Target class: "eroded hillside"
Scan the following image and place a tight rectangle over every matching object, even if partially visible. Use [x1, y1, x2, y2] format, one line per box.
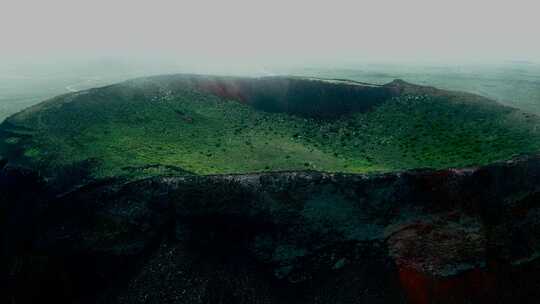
[3, 155, 540, 303]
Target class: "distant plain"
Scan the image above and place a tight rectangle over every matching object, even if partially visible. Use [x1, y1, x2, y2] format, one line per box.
[2, 61, 539, 123]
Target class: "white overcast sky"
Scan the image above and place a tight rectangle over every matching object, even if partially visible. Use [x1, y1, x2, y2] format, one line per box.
[1, 0, 539, 67]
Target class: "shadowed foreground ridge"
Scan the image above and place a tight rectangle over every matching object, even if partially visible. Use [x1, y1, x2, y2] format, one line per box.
[3, 154, 540, 303]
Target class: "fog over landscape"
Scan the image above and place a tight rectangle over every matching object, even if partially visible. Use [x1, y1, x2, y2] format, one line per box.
[2, 0, 540, 63]
[1, 0, 540, 121]
[4, 1, 540, 303]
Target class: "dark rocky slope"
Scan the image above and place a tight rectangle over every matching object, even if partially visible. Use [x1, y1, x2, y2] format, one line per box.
[193, 75, 398, 117]
[3, 154, 540, 303]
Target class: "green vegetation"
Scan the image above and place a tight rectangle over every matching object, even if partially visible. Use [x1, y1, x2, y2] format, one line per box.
[1, 76, 540, 187]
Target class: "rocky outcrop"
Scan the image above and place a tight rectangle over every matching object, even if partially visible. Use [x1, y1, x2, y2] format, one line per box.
[2, 155, 540, 303]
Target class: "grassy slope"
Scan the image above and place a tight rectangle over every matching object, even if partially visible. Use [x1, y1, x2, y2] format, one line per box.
[1, 77, 540, 185]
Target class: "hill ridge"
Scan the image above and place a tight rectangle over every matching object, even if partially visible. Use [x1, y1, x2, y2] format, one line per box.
[0, 74, 539, 190]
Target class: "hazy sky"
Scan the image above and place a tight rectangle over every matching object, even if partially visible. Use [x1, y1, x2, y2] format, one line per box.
[1, 0, 539, 67]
